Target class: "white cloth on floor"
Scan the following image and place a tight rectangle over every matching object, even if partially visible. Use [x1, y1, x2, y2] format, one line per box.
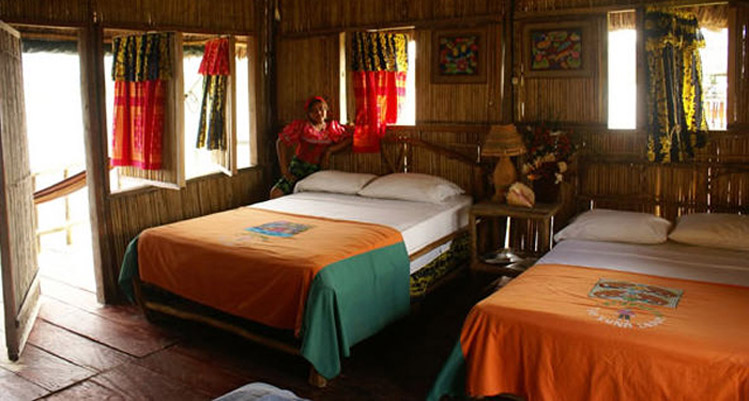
[213, 382, 309, 401]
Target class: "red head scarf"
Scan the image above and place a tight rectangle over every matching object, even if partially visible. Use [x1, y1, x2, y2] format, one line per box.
[304, 96, 327, 112]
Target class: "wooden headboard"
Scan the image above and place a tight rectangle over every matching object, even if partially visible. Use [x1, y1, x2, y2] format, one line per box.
[327, 124, 491, 200]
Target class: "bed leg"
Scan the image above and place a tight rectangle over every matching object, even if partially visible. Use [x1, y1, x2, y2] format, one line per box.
[132, 277, 160, 323]
[308, 366, 328, 388]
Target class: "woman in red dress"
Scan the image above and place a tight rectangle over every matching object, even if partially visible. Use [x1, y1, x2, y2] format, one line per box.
[270, 97, 352, 199]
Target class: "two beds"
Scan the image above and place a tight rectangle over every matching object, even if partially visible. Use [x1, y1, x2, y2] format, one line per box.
[119, 187, 472, 383]
[429, 219, 749, 400]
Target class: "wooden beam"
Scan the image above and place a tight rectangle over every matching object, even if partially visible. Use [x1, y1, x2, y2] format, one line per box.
[78, 23, 117, 303]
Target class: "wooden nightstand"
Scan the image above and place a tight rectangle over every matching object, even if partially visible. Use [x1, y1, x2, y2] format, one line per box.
[469, 201, 561, 276]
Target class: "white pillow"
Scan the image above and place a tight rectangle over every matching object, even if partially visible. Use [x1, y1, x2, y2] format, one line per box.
[668, 213, 749, 251]
[293, 170, 377, 195]
[554, 209, 672, 244]
[357, 173, 465, 203]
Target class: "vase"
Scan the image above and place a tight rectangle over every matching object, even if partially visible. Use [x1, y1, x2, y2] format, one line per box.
[533, 177, 559, 203]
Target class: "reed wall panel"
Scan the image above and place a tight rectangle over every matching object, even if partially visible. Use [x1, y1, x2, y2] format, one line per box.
[415, 24, 503, 123]
[0, 0, 88, 26]
[279, 0, 506, 35]
[94, 0, 256, 33]
[107, 168, 266, 279]
[328, 150, 391, 176]
[514, 0, 718, 15]
[514, 15, 606, 124]
[276, 34, 341, 124]
[576, 126, 749, 219]
[1, 0, 256, 32]
[520, 78, 604, 123]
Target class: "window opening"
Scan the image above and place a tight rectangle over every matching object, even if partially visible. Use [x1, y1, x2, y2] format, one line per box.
[396, 39, 416, 125]
[607, 11, 637, 130]
[699, 27, 728, 131]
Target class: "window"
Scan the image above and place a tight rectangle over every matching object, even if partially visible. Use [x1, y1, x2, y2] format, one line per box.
[183, 45, 221, 179]
[607, 9, 728, 131]
[699, 27, 728, 131]
[235, 40, 252, 169]
[183, 36, 253, 179]
[396, 39, 416, 125]
[104, 31, 256, 193]
[342, 31, 416, 126]
[608, 11, 637, 130]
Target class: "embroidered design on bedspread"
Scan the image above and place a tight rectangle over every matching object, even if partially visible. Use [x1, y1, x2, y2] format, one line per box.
[245, 221, 313, 237]
[587, 279, 683, 329]
[590, 279, 683, 308]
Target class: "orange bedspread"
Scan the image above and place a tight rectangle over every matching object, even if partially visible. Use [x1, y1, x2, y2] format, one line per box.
[138, 207, 403, 334]
[461, 264, 749, 401]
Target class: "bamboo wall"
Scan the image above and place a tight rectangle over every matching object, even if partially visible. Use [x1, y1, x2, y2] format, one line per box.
[279, 0, 507, 35]
[414, 25, 505, 122]
[276, 34, 342, 123]
[0, 0, 257, 32]
[0, 0, 88, 26]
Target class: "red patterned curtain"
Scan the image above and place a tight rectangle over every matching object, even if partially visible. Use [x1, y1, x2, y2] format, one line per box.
[350, 32, 408, 153]
[196, 37, 231, 150]
[110, 32, 172, 170]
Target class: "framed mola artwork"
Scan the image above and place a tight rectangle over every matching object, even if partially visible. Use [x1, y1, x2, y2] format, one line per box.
[523, 20, 593, 77]
[431, 28, 487, 84]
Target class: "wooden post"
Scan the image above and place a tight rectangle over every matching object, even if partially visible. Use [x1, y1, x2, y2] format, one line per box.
[79, 22, 117, 303]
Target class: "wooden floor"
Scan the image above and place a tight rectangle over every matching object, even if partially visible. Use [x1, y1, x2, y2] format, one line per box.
[1, 269, 502, 401]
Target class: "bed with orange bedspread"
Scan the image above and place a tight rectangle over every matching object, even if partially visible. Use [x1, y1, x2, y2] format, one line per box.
[429, 240, 749, 401]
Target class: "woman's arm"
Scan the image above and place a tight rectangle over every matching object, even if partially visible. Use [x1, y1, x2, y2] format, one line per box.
[276, 138, 294, 180]
[321, 137, 352, 169]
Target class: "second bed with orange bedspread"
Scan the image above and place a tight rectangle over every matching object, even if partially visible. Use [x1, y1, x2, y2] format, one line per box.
[429, 262, 749, 401]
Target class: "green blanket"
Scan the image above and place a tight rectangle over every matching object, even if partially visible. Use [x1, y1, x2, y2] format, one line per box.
[118, 236, 410, 380]
[427, 341, 467, 401]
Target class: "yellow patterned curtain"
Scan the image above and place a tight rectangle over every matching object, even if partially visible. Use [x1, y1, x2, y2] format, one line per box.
[644, 7, 707, 163]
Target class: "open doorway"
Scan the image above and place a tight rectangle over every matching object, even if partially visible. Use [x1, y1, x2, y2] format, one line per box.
[21, 29, 95, 293]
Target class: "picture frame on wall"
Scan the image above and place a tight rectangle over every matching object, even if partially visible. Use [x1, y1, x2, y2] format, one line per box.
[523, 20, 594, 77]
[431, 28, 487, 84]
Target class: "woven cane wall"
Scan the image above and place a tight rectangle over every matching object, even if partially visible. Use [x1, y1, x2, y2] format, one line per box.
[0, 0, 257, 32]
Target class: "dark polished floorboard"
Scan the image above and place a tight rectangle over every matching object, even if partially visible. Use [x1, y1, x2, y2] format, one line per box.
[0, 271, 505, 401]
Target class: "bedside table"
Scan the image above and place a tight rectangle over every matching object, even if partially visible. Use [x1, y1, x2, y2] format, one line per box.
[469, 201, 561, 276]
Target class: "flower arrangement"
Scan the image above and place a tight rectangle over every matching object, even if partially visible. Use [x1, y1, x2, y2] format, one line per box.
[520, 123, 575, 185]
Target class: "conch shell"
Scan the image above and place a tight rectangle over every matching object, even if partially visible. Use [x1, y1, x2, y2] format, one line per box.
[506, 182, 535, 208]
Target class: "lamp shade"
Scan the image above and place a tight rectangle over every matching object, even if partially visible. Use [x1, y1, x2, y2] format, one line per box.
[481, 124, 526, 157]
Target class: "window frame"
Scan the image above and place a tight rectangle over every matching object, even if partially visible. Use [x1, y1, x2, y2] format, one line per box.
[102, 29, 259, 195]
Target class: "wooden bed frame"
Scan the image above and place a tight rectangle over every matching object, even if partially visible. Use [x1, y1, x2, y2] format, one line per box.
[130, 131, 488, 387]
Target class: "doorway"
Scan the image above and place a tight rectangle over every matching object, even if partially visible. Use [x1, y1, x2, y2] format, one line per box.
[21, 32, 95, 293]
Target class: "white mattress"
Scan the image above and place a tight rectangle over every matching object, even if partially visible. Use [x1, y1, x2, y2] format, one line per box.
[537, 239, 749, 287]
[251, 192, 472, 272]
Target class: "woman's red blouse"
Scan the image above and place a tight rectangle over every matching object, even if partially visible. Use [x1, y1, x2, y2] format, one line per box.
[278, 120, 348, 164]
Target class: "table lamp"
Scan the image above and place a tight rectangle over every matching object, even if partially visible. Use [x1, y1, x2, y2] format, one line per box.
[481, 124, 526, 202]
